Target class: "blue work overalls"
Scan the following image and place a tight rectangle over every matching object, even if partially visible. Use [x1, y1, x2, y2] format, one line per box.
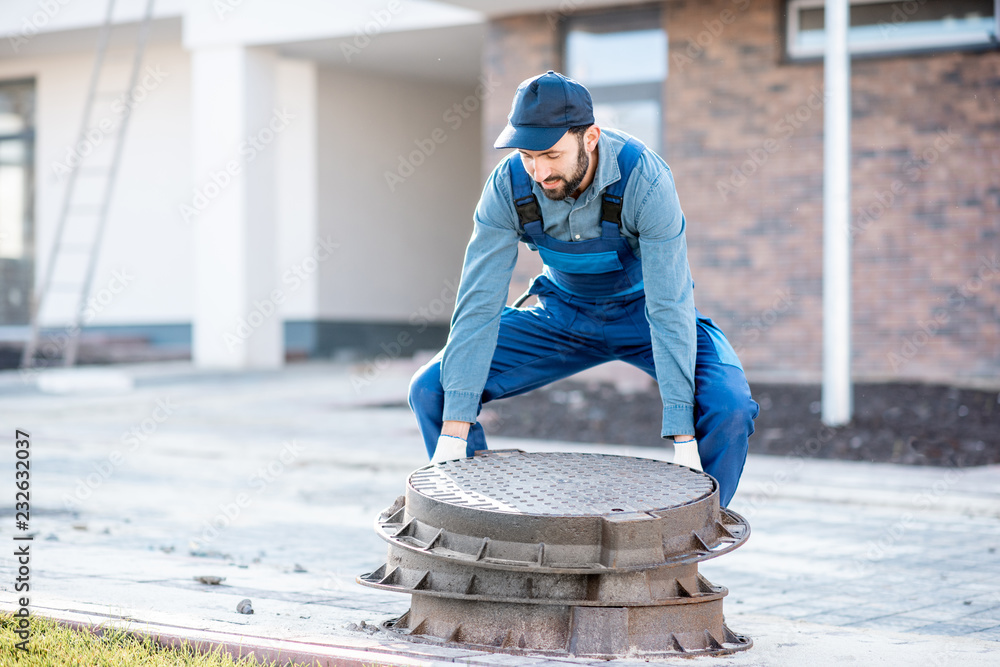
[409, 138, 758, 507]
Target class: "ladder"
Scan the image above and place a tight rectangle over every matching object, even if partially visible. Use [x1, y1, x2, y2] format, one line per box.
[21, 0, 156, 369]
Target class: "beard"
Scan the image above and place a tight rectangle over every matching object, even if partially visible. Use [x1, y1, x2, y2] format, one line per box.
[539, 137, 589, 201]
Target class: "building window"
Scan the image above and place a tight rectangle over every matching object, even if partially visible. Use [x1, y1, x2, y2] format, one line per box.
[787, 0, 998, 59]
[0, 79, 35, 326]
[563, 7, 667, 154]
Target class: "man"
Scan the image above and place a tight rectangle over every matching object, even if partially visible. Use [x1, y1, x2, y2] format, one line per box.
[408, 71, 758, 507]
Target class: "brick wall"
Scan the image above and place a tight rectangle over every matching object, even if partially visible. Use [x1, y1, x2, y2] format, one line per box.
[482, 0, 1000, 385]
[482, 14, 559, 302]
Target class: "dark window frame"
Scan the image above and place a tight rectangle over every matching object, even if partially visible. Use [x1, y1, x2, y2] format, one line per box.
[558, 3, 667, 155]
[0, 78, 37, 326]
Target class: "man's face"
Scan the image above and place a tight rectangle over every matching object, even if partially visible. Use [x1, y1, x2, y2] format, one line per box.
[518, 131, 589, 201]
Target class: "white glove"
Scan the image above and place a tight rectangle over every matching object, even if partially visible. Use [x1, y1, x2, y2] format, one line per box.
[430, 434, 468, 464]
[672, 438, 703, 471]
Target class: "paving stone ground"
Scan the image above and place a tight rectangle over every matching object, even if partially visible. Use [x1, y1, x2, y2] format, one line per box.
[0, 360, 998, 666]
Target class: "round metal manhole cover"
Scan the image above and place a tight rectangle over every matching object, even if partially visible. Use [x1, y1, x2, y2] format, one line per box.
[409, 451, 714, 516]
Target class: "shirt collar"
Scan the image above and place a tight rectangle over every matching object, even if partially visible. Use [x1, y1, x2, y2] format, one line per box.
[578, 130, 621, 207]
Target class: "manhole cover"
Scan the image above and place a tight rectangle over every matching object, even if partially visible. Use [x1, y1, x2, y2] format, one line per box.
[358, 450, 752, 658]
[409, 451, 715, 515]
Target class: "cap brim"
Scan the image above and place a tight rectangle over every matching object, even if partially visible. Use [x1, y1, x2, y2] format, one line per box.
[493, 124, 569, 151]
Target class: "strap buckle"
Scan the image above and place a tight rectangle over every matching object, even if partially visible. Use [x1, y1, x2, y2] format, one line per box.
[601, 194, 624, 226]
[514, 195, 542, 228]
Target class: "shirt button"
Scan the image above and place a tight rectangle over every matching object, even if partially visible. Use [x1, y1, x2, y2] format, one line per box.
[574, 234, 581, 240]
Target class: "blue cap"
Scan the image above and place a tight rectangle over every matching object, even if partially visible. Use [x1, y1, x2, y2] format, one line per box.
[494, 71, 595, 151]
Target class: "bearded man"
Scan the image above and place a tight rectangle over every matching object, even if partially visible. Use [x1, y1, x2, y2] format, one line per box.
[407, 71, 758, 507]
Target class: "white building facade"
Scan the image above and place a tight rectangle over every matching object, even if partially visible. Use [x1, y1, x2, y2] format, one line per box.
[2, 0, 997, 385]
[0, 0, 504, 368]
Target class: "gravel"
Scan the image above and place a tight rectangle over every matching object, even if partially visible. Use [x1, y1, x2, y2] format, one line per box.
[483, 381, 1000, 467]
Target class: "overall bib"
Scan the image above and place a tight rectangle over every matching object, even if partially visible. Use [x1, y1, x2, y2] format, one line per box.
[409, 139, 758, 507]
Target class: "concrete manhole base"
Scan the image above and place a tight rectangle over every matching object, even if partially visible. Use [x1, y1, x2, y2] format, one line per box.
[358, 450, 752, 659]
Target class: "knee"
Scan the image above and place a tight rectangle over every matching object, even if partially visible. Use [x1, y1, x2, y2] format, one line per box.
[699, 380, 758, 433]
[407, 361, 443, 412]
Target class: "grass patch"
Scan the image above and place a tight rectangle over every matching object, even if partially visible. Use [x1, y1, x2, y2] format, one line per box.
[0, 613, 312, 666]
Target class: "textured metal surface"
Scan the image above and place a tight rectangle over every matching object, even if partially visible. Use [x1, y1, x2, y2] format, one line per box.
[375, 504, 749, 572]
[357, 450, 752, 658]
[359, 546, 727, 606]
[410, 451, 714, 515]
[381, 596, 752, 659]
[380, 451, 747, 571]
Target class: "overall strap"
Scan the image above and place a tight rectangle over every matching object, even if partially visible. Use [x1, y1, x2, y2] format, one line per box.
[600, 137, 646, 227]
[508, 157, 542, 231]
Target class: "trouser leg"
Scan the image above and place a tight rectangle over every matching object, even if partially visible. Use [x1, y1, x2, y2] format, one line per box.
[691, 315, 759, 507]
[408, 293, 607, 460]
[408, 358, 449, 458]
[614, 307, 758, 508]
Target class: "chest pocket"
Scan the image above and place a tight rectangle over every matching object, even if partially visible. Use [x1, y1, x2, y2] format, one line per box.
[537, 246, 624, 274]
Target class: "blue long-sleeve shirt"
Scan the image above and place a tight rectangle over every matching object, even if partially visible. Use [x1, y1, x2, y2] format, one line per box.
[440, 128, 697, 437]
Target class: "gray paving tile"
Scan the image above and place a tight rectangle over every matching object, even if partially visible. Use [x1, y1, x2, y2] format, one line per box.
[5, 360, 1000, 665]
[967, 626, 1000, 642]
[961, 608, 1000, 624]
[848, 617, 934, 632]
[798, 612, 873, 626]
[882, 604, 959, 621]
[758, 604, 833, 619]
[908, 622, 996, 637]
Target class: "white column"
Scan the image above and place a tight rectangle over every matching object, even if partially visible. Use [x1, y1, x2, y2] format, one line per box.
[275, 59, 319, 323]
[190, 46, 283, 368]
[822, 0, 852, 425]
